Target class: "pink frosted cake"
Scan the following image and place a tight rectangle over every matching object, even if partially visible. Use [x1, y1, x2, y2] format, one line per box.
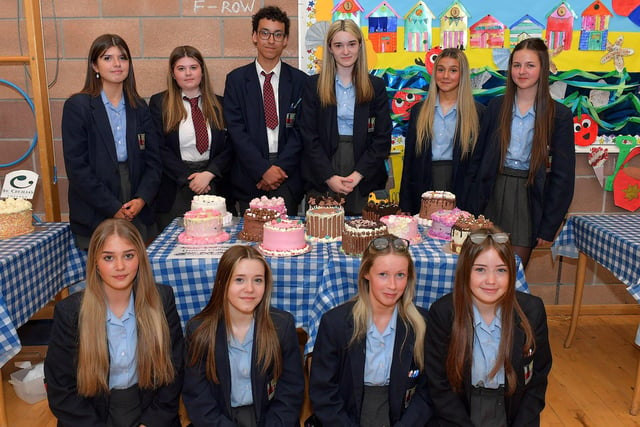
[418, 191, 456, 226]
[259, 219, 311, 256]
[0, 198, 33, 239]
[191, 195, 232, 226]
[178, 208, 230, 244]
[250, 196, 287, 218]
[427, 208, 471, 241]
[380, 215, 421, 244]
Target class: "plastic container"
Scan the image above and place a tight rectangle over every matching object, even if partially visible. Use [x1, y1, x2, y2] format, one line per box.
[9, 364, 47, 404]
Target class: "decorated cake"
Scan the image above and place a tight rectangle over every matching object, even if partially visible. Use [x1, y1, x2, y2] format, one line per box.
[306, 206, 344, 242]
[191, 195, 232, 226]
[418, 191, 456, 226]
[249, 196, 287, 218]
[0, 198, 34, 239]
[379, 214, 421, 244]
[238, 208, 280, 242]
[178, 208, 230, 245]
[450, 215, 494, 254]
[341, 219, 388, 256]
[259, 219, 311, 256]
[362, 201, 401, 222]
[428, 208, 471, 241]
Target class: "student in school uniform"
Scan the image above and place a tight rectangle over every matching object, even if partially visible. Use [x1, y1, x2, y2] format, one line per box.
[182, 245, 304, 426]
[223, 6, 307, 216]
[149, 45, 233, 231]
[309, 235, 432, 426]
[44, 219, 184, 427]
[425, 227, 552, 426]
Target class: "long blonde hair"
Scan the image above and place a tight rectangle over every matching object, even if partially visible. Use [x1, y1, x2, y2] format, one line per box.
[414, 48, 479, 158]
[317, 19, 374, 107]
[187, 245, 282, 383]
[162, 45, 224, 133]
[77, 219, 175, 396]
[350, 235, 426, 370]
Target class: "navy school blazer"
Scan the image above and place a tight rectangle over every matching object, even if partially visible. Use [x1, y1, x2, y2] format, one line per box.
[309, 301, 433, 426]
[425, 292, 552, 427]
[44, 284, 185, 427]
[299, 74, 392, 197]
[182, 308, 304, 427]
[223, 61, 308, 203]
[148, 91, 233, 213]
[61, 93, 162, 238]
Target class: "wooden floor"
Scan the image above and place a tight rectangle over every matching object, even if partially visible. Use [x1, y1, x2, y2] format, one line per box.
[3, 313, 640, 426]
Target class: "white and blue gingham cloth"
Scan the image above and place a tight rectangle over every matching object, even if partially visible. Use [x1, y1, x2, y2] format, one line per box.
[0, 223, 86, 366]
[552, 214, 640, 301]
[149, 219, 528, 354]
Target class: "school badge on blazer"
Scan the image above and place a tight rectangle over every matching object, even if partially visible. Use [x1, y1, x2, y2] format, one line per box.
[137, 133, 146, 150]
[404, 369, 419, 408]
[267, 378, 277, 400]
[367, 117, 376, 133]
[523, 347, 535, 386]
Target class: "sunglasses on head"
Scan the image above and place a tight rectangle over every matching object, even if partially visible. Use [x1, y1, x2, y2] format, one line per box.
[368, 236, 410, 251]
[468, 231, 510, 244]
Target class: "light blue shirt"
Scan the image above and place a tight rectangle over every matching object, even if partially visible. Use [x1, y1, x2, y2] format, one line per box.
[471, 304, 505, 389]
[229, 320, 255, 407]
[107, 292, 138, 389]
[432, 97, 457, 161]
[101, 90, 127, 162]
[336, 78, 355, 136]
[364, 305, 398, 386]
[504, 101, 535, 170]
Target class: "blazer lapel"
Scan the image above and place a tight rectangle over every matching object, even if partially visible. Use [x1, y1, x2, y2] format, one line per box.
[245, 65, 269, 153]
[348, 317, 365, 418]
[215, 324, 234, 416]
[389, 316, 412, 420]
[125, 102, 138, 167]
[91, 96, 118, 165]
[251, 324, 266, 421]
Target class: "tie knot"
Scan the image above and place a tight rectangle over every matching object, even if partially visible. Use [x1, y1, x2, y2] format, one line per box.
[261, 71, 273, 82]
[184, 96, 200, 107]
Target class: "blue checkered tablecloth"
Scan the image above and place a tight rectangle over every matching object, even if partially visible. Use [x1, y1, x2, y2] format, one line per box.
[149, 219, 528, 354]
[0, 223, 86, 366]
[552, 214, 640, 301]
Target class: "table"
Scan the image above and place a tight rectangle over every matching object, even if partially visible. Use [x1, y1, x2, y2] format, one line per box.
[149, 219, 529, 353]
[552, 214, 640, 348]
[0, 223, 86, 366]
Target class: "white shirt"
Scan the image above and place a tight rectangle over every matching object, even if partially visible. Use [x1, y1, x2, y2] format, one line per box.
[179, 92, 211, 162]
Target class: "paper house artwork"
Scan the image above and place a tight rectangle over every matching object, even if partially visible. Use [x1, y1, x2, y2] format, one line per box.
[367, 1, 400, 53]
[439, 1, 470, 49]
[579, 0, 613, 50]
[546, 1, 578, 50]
[469, 14, 506, 48]
[404, 1, 436, 52]
[331, 0, 365, 26]
[509, 14, 545, 48]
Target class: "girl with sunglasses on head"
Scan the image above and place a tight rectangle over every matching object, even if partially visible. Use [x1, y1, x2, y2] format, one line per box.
[309, 235, 432, 426]
[464, 38, 575, 268]
[399, 48, 483, 215]
[425, 227, 551, 426]
[182, 245, 304, 426]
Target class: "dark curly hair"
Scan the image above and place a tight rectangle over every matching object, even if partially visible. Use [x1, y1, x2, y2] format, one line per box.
[252, 5, 290, 36]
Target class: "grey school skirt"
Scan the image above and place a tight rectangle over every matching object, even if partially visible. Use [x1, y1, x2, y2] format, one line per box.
[431, 160, 453, 192]
[484, 167, 532, 247]
[360, 385, 391, 427]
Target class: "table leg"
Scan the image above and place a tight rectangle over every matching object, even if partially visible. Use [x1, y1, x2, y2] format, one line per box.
[631, 353, 640, 415]
[0, 370, 7, 427]
[564, 251, 587, 348]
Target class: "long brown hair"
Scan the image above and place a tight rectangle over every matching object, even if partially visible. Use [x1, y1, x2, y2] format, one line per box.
[414, 48, 479, 158]
[187, 245, 282, 383]
[497, 38, 554, 184]
[77, 219, 175, 396]
[446, 226, 535, 395]
[162, 45, 225, 133]
[317, 19, 374, 107]
[350, 234, 426, 370]
[79, 34, 142, 108]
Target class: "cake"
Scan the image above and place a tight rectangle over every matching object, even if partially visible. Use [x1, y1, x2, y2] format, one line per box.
[191, 195, 232, 226]
[362, 201, 401, 222]
[249, 196, 287, 218]
[305, 206, 344, 242]
[178, 208, 230, 245]
[450, 215, 494, 254]
[238, 208, 280, 242]
[341, 219, 388, 256]
[427, 208, 471, 241]
[418, 191, 456, 226]
[379, 215, 421, 244]
[259, 219, 311, 256]
[0, 198, 34, 239]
